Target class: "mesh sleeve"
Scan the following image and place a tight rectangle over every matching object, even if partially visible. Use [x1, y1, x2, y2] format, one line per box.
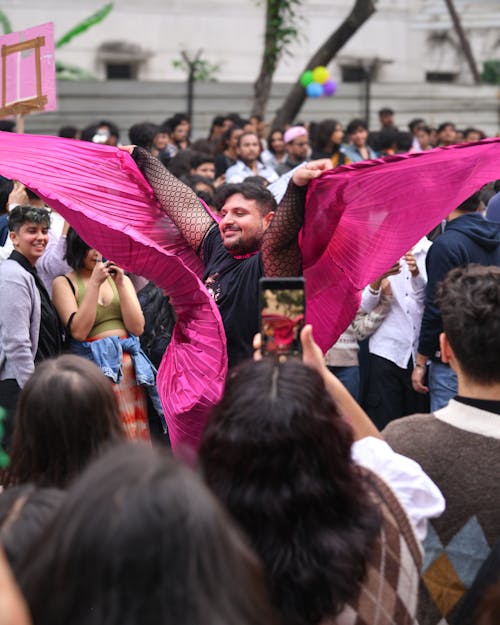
[261, 181, 307, 277]
[132, 147, 213, 252]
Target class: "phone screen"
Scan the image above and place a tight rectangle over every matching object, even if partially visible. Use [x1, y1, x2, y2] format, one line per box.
[260, 278, 305, 361]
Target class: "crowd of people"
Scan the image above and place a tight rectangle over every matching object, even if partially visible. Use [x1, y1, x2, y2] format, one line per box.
[0, 105, 499, 625]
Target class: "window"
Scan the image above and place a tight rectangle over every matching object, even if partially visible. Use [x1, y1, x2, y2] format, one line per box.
[105, 63, 134, 80]
[98, 41, 151, 81]
[426, 71, 457, 83]
[341, 65, 367, 83]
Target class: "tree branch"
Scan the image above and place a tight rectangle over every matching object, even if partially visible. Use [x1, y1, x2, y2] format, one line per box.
[272, 0, 376, 128]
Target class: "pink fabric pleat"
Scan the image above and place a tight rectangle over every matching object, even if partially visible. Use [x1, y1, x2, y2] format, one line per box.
[0, 131, 227, 456]
[2, 132, 500, 448]
[303, 138, 500, 351]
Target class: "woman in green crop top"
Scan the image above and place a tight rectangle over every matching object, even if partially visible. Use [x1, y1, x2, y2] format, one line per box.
[52, 229, 149, 440]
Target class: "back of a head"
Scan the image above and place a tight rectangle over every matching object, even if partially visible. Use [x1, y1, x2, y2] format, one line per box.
[0, 177, 14, 213]
[17, 442, 277, 625]
[200, 358, 381, 625]
[456, 191, 482, 213]
[4, 355, 123, 489]
[128, 122, 159, 150]
[313, 118, 340, 152]
[0, 485, 64, 568]
[58, 126, 79, 139]
[436, 265, 500, 384]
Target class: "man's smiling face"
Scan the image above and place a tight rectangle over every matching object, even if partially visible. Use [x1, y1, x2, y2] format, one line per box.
[218, 193, 274, 255]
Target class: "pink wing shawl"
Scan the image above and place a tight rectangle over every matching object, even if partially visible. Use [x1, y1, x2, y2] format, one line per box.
[0, 131, 227, 456]
[303, 138, 500, 351]
[2, 131, 500, 450]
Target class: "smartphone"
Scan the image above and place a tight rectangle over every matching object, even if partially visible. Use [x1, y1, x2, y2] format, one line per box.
[259, 277, 305, 361]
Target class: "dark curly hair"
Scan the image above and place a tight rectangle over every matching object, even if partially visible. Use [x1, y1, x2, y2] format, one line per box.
[435, 264, 500, 384]
[199, 358, 381, 625]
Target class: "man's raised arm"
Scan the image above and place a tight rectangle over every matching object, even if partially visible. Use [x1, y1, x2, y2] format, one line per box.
[261, 160, 332, 276]
[129, 146, 214, 253]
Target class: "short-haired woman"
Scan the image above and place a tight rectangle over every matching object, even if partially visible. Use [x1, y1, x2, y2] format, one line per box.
[0, 206, 63, 442]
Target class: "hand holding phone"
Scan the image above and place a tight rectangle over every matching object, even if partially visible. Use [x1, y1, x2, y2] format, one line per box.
[259, 277, 305, 362]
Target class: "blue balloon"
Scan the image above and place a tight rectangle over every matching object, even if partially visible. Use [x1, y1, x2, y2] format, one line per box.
[306, 82, 323, 98]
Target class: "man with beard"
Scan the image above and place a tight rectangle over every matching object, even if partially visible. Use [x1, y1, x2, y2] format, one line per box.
[225, 131, 278, 184]
[128, 146, 330, 367]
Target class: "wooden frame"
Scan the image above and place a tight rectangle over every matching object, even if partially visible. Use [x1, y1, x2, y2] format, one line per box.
[0, 36, 47, 117]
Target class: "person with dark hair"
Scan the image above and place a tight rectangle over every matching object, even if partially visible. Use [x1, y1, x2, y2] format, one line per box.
[412, 190, 500, 410]
[163, 113, 190, 151]
[0, 206, 63, 441]
[207, 114, 232, 149]
[57, 125, 80, 140]
[310, 118, 349, 166]
[377, 127, 399, 156]
[463, 127, 485, 143]
[0, 178, 17, 248]
[124, 143, 331, 366]
[214, 125, 243, 178]
[51, 228, 159, 440]
[362, 238, 432, 428]
[344, 118, 377, 162]
[150, 125, 176, 160]
[81, 120, 120, 146]
[436, 121, 457, 147]
[164, 149, 193, 181]
[0, 485, 64, 567]
[412, 125, 433, 152]
[378, 106, 395, 129]
[408, 118, 425, 152]
[385, 264, 500, 625]
[200, 325, 443, 625]
[225, 131, 278, 184]
[261, 128, 287, 170]
[2, 354, 124, 489]
[17, 442, 279, 625]
[0, 121, 15, 133]
[128, 122, 159, 152]
[189, 153, 216, 180]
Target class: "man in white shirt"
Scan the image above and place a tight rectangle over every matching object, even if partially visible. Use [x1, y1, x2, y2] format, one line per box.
[361, 237, 432, 428]
[225, 132, 279, 185]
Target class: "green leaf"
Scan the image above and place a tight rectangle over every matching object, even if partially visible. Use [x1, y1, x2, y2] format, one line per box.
[0, 9, 13, 34]
[482, 60, 500, 85]
[56, 2, 113, 48]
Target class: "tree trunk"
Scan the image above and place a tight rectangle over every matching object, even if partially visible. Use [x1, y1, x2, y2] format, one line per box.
[251, 1, 284, 118]
[252, 71, 274, 119]
[272, 0, 376, 129]
[443, 0, 481, 84]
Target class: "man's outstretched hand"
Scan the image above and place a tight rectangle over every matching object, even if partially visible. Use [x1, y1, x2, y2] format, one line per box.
[292, 159, 333, 187]
[118, 145, 135, 155]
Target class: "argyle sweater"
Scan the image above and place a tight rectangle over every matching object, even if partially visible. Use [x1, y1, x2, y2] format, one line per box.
[383, 400, 500, 625]
[335, 469, 423, 625]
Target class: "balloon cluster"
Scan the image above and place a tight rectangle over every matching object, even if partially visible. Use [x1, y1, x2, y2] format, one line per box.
[300, 66, 337, 98]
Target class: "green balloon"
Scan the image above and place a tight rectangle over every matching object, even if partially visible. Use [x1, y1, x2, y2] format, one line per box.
[300, 70, 314, 88]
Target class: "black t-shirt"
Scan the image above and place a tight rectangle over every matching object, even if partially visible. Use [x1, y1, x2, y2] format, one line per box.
[202, 225, 263, 368]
